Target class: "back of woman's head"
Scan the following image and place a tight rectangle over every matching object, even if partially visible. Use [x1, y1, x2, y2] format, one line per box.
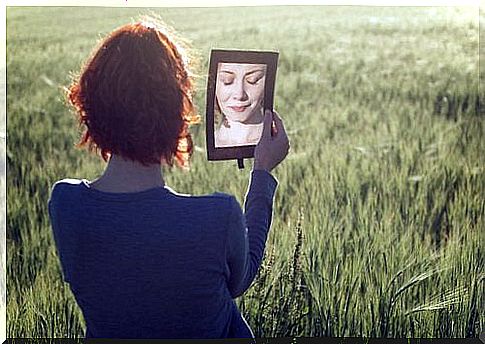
[68, 17, 200, 169]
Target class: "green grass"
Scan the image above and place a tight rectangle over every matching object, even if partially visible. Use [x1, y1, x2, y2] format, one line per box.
[6, 5, 484, 338]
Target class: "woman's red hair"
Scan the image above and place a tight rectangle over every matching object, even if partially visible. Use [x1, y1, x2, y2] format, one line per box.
[67, 18, 200, 169]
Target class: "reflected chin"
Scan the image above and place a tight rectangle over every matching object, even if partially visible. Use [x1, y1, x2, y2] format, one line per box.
[224, 107, 262, 124]
[224, 110, 250, 123]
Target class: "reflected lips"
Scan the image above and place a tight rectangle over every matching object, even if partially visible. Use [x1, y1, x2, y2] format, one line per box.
[228, 105, 248, 112]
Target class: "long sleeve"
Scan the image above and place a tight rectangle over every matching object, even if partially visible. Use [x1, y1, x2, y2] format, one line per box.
[48, 184, 72, 283]
[226, 169, 278, 298]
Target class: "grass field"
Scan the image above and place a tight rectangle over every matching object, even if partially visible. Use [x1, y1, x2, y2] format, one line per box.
[6, 5, 484, 338]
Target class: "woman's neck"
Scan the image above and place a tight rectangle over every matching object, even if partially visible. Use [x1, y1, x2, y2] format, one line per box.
[226, 119, 263, 128]
[219, 119, 263, 146]
[89, 154, 165, 193]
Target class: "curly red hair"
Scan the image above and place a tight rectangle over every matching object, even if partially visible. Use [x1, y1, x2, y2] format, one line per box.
[67, 18, 200, 169]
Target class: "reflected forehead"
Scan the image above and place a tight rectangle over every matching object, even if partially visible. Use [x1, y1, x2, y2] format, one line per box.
[218, 63, 267, 74]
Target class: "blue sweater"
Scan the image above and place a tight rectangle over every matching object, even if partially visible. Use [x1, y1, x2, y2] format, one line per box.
[48, 169, 278, 339]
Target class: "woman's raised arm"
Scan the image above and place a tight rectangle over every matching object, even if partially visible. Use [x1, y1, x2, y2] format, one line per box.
[226, 110, 289, 298]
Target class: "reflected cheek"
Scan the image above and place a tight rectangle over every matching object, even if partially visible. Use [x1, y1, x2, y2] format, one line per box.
[248, 89, 264, 106]
[216, 85, 232, 103]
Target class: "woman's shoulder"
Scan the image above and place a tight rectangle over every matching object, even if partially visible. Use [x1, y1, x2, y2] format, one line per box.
[49, 178, 86, 203]
[172, 190, 240, 214]
[53, 178, 85, 186]
[177, 190, 237, 206]
[51, 178, 85, 192]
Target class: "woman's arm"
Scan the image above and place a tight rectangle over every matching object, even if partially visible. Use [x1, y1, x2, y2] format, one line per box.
[225, 169, 278, 298]
[225, 110, 288, 298]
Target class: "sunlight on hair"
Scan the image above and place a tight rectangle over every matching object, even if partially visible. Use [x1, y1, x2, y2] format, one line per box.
[138, 14, 193, 71]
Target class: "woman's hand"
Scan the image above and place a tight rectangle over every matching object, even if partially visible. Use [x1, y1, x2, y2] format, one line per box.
[254, 109, 290, 172]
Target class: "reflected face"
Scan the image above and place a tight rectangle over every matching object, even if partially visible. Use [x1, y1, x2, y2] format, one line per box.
[215, 63, 266, 124]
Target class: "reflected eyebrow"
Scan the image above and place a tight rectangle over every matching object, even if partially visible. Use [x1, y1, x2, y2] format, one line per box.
[218, 69, 266, 76]
[219, 70, 235, 75]
[244, 69, 266, 76]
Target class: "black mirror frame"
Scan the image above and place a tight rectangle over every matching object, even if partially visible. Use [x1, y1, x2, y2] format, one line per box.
[206, 49, 279, 161]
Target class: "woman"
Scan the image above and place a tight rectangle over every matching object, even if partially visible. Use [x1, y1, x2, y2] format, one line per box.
[214, 62, 267, 147]
[47, 18, 289, 339]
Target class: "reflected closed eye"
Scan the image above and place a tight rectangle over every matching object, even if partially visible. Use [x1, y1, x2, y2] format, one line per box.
[221, 78, 234, 85]
[246, 75, 264, 85]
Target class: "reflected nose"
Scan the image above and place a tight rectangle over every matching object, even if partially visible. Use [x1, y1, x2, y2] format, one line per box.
[232, 79, 249, 101]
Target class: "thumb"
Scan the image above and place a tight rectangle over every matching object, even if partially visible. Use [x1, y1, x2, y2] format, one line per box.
[261, 109, 273, 140]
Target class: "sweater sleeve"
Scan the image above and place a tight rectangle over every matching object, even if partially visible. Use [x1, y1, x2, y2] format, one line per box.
[48, 183, 71, 283]
[48, 181, 78, 284]
[226, 169, 278, 298]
